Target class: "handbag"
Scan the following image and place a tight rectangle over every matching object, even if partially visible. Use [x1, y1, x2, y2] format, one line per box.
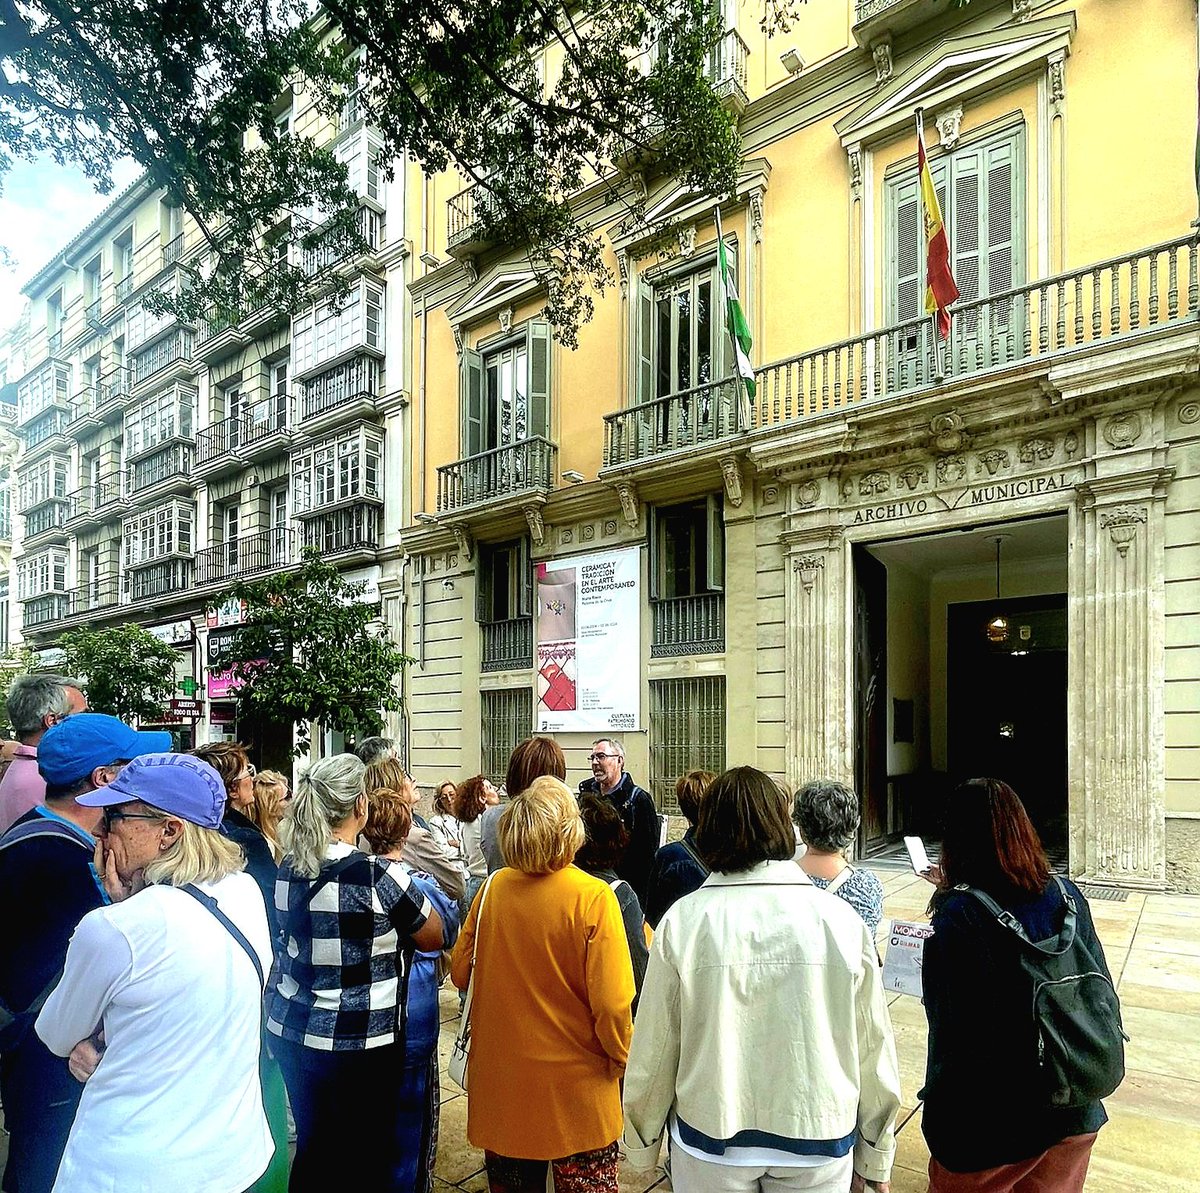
[448, 872, 496, 1091]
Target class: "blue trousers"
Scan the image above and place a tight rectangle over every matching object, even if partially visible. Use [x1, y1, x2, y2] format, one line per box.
[273, 1036, 428, 1193]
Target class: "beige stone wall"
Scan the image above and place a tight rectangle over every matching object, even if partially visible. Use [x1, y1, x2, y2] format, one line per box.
[1166, 819, 1200, 894]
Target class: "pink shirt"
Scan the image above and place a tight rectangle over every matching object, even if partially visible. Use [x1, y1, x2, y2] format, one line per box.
[0, 744, 45, 834]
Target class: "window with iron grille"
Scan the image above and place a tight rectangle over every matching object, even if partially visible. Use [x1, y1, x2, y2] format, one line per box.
[649, 676, 726, 814]
[481, 687, 532, 785]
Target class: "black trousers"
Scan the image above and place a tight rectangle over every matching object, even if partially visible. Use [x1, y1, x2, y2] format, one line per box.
[0, 1038, 81, 1193]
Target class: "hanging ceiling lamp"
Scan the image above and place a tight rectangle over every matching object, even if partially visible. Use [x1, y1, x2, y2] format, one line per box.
[986, 535, 1009, 643]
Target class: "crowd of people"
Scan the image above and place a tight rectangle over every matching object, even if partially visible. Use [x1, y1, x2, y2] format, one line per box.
[0, 674, 1122, 1193]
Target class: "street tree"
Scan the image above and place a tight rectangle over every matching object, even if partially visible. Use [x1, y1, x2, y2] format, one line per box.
[58, 624, 178, 724]
[215, 550, 410, 754]
[0, 0, 759, 342]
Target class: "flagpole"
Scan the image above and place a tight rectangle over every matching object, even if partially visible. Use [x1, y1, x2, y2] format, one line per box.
[714, 204, 754, 431]
[916, 107, 947, 382]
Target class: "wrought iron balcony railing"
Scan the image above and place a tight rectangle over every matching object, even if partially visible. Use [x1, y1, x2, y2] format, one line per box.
[301, 206, 384, 276]
[301, 355, 380, 421]
[481, 617, 534, 672]
[129, 330, 195, 387]
[437, 437, 557, 512]
[300, 504, 380, 555]
[651, 593, 725, 657]
[196, 399, 288, 465]
[125, 559, 192, 602]
[195, 528, 294, 585]
[161, 232, 185, 267]
[70, 577, 122, 615]
[68, 481, 127, 520]
[604, 235, 1200, 468]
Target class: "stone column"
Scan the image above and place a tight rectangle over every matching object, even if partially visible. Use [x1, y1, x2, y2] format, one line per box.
[1070, 423, 1171, 886]
[783, 529, 852, 787]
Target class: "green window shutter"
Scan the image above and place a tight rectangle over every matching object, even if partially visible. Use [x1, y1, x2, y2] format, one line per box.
[526, 320, 552, 440]
[637, 278, 654, 404]
[516, 536, 533, 617]
[890, 176, 921, 326]
[705, 493, 724, 592]
[647, 504, 662, 600]
[950, 147, 982, 309]
[461, 348, 483, 456]
[476, 544, 493, 623]
[984, 135, 1019, 296]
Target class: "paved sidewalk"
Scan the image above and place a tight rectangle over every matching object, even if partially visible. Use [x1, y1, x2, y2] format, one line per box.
[431, 869, 1200, 1193]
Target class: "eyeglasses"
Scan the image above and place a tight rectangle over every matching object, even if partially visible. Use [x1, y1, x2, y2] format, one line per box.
[588, 753, 620, 763]
[102, 807, 163, 831]
[237, 764, 257, 782]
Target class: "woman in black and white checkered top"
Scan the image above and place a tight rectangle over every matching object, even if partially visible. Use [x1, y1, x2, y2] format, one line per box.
[266, 754, 444, 1191]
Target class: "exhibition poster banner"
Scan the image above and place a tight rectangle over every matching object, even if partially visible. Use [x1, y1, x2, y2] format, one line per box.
[535, 546, 640, 734]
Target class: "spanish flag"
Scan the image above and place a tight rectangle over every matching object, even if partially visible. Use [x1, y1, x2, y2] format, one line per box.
[917, 110, 959, 338]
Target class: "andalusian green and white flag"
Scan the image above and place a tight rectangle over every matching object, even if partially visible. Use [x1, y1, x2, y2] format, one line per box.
[714, 207, 755, 421]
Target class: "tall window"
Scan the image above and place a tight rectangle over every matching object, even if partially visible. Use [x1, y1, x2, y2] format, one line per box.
[481, 688, 533, 783]
[649, 676, 726, 814]
[477, 538, 532, 624]
[291, 425, 383, 514]
[113, 228, 134, 290]
[460, 323, 551, 457]
[887, 126, 1023, 352]
[649, 496, 724, 599]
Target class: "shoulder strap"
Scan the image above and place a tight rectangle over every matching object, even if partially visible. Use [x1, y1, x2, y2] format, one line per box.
[679, 836, 710, 877]
[825, 865, 855, 895]
[302, 852, 364, 908]
[954, 879, 1077, 956]
[0, 819, 89, 853]
[180, 884, 265, 988]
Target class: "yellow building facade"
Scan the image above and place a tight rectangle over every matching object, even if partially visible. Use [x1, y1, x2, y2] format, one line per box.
[400, 0, 1200, 890]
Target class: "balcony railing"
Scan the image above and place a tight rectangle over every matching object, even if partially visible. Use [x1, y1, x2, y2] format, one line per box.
[437, 437, 557, 512]
[85, 298, 104, 329]
[68, 481, 127, 520]
[481, 617, 534, 672]
[70, 577, 122, 615]
[126, 559, 192, 602]
[196, 398, 288, 465]
[23, 502, 69, 538]
[24, 410, 71, 449]
[704, 29, 749, 104]
[99, 366, 129, 408]
[129, 443, 193, 494]
[162, 232, 185, 267]
[301, 355, 380, 420]
[447, 183, 500, 250]
[195, 527, 294, 585]
[604, 379, 739, 467]
[301, 206, 385, 275]
[604, 235, 1200, 468]
[651, 593, 726, 657]
[300, 504, 380, 555]
[21, 593, 70, 629]
[47, 329, 63, 354]
[130, 330, 195, 387]
[115, 275, 134, 303]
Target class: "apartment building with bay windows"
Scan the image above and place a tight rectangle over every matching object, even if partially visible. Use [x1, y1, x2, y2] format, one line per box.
[400, 0, 1200, 891]
[9, 66, 411, 761]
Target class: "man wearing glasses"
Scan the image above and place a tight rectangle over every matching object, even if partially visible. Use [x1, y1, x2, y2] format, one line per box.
[0, 713, 169, 1193]
[578, 738, 659, 906]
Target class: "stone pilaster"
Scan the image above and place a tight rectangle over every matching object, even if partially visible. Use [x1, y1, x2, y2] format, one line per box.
[784, 531, 852, 787]
[1071, 463, 1170, 886]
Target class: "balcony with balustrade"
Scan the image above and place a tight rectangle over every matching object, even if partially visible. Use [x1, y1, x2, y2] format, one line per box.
[195, 527, 295, 586]
[704, 29, 749, 115]
[437, 437, 558, 516]
[481, 617, 534, 672]
[21, 593, 70, 630]
[301, 206, 385, 277]
[195, 397, 291, 479]
[299, 354, 380, 428]
[852, 0, 957, 51]
[298, 503, 380, 559]
[651, 592, 725, 657]
[127, 443, 194, 500]
[124, 559, 192, 603]
[602, 235, 1200, 474]
[447, 184, 501, 258]
[129, 329, 196, 393]
[65, 576, 123, 619]
[66, 481, 129, 529]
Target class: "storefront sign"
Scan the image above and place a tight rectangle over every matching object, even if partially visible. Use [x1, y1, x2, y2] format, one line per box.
[148, 619, 195, 646]
[534, 547, 640, 734]
[207, 669, 240, 699]
[851, 471, 1079, 525]
[165, 698, 204, 722]
[206, 597, 246, 628]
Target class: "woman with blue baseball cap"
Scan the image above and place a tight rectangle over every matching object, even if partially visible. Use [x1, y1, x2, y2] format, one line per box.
[35, 752, 279, 1193]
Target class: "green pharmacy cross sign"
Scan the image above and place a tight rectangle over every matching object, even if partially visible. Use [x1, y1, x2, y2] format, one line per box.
[178, 677, 200, 698]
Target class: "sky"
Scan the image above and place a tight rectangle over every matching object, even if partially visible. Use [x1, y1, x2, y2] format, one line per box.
[0, 154, 142, 330]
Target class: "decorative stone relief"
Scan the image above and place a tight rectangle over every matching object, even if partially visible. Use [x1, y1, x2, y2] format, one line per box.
[859, 470, 889, 497]
[749, 192, 765, 244]
[1047, 50, 1066, 116]
[615, 481, 640, 529]
[1064, 431, 1080, 457]
[930, 410, 970, 454]
[451, 325, 464, 359]
[602, 519, 618, 536]
[447, 553, 459, 571]
[1013, 0, 1034, 21]
[761, 484, 780, 506]
[896, 465, 927, 491]
[848, 147, 863, 203]
[677, 224, 697, 258]
[1018, 436, 1056, 463]
[560, 528, 574, 545]
[934, 105, 964, 151]
[720, 456, 745, 507]
[872, 40, 893, 85]
[1099, 507, 1147, 557]
[795, 480, 819, 508]
[936, 455, 967, 485]
[793, 554, 825, 593]
[616, 251, 629, 300]
[498, 306, 514, 336]
[451, 526, 474, 562]
[977, 450, 1010, 477]
[840, 477, 855, 501]
[523, 506, 545, 547]
[1178, 400, 1200, 425]
[580, 523, 596, 542]
[1104, 412, 1143, 450]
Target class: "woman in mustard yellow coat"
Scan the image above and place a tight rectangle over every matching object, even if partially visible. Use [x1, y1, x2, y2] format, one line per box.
[451, 775, 635, 1193]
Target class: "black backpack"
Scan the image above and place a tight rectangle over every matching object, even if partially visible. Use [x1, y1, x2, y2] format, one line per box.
[958, 876, 1128, 1108]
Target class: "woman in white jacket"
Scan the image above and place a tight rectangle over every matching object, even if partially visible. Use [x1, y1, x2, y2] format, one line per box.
[622, 766, 902, 1193]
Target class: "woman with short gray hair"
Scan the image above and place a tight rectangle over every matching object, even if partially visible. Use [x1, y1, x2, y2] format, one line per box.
[793, 779, 885, 936]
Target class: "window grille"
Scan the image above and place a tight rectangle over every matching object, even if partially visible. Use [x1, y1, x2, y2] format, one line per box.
[649, 676, 726, 814]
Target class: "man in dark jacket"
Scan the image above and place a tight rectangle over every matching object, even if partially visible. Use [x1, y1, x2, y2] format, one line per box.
[578, 737, 658, 905]
[0, 713, 169, 1193]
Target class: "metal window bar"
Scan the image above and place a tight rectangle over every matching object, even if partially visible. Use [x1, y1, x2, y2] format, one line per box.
[650, 593, 725, 657]
[481, 687, 533, 785]
[437, 438, 557, 512]
[481, 617, 534, 672]
[649, 676, 726, 815]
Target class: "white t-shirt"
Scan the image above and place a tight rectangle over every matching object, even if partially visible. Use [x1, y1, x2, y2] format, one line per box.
[36, 872, 274, 1193]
